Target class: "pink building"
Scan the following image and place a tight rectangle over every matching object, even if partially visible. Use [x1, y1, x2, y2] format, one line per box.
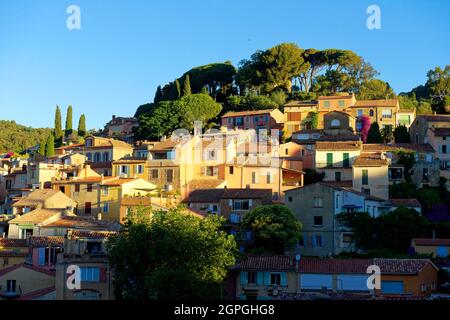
[221, 109, 284, 136]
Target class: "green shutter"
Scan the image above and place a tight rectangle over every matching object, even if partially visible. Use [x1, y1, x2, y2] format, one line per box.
[327, 153, 333, 167]
[343, 153, 349, 167]
[362, 169, 369, 185]
[240, 271, 248, 285]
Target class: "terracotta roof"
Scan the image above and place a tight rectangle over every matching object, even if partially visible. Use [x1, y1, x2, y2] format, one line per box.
[416, 114, 450, 122]
[12, 189, 60, 207]
[187, 179, 226, 190]
[373, 258, 437, 274]
[16, 286, 55, 300]
[353, 99, 398, 107]
[389, 198, 421, 208]
[52, 176, 102, 184]
[292, 129, 323, 135]
[29, 236, 64, 248]
[353, 153, 388, 166]
[318, 134, 360, 142]
[431, 128, 450, 137]
[9, 208, 65, 225]
[237, 142, 272, 154]
[284, 101, 318, 107]
[151, 138, 182, 152]
[234, 255, 297, 272]
[85, 136, 133, 149]
[69, 230, 117, 239]
[121, 197, 153, 206]
[228, 157, 281, 168]
[299, 258, 372, 274]
[316, 141, 361, 151]
[412, 238, 450, 246]
[184, 188, 272, 204]
[320, 181, 353, 188]
[222, 109, 276, 118]
[318, 94, 354, 100]
[42, 216, 114, 229]
[55, 143, 83, 150]
[101, 177, 137, 186]
[0, 239, 27, 248]
[0, 263, 56, 277]
[318, 181, 386, 201]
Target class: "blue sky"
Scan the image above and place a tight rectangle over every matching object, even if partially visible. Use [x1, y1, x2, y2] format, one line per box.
[0, 0, 448, 129]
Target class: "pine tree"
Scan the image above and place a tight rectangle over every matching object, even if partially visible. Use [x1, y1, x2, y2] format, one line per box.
[65, 105, 73, 137]
[78, 114, 87, 137]
[45, 134, 55, 157]
[366, 122, 383, 143]
[183, 75, 192, 96]
[154, 86, 163, 103]
[175, 79, 181, 98]
[54, 106, 63, 147]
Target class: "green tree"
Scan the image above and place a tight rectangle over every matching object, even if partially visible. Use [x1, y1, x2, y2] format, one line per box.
[38, 139, 46, 156]
[179, 94, 222, 129]
[427, 65, 450, 102]
[357, 79, 396, 100]
[389, 182, 418, 199]
[44, 134, 55, 157]
[303, 169, 325, 185]
[366, 122, 383, 143]
[54, 105, 63, 147]
[183, 75, 192, 96]
[381, 125, 394, 143]
[0, 120, 52, 154]
[416, 188, 441, 213]
[394, 125, 411, 143]
[107, 207, 237, 300]
[395, 149, 416, 181]
[65, 105, 73, 137]
[77, 114, 87, 137]
[154, 86, 163, 103]
[241, 205, 302, 254]
[175, 79, 181, 99]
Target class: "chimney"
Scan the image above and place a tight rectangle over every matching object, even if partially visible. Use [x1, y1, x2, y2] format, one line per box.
[112, 115, 116, 120]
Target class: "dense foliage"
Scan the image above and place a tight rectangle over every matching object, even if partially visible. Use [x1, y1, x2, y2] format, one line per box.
[0, 120, 52, 154]
[107, 207, 237, 300]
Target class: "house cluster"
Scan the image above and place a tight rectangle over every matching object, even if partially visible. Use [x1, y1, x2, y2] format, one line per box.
[0, 93, 449, 300]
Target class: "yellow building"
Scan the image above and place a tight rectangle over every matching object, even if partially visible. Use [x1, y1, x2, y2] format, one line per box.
[0, 239, 28, 270]
[352, 153, 389, 200]
[283, 101, 318, 136]
[350, 99, 399, 130]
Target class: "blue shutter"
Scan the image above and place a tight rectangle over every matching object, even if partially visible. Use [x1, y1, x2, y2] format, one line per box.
[239, 294, 246, 300]
[246, 231, 252, 240]
[264, 272, 271, 285]
[257, 272, 264, 285]
[38, 248, 46, 266]
[281, 272, 287, 286]
[240, 272, 248, 285]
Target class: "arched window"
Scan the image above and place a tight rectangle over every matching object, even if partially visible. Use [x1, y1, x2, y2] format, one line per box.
[330, 119, 341, 128]
[369, 109, 374, 117]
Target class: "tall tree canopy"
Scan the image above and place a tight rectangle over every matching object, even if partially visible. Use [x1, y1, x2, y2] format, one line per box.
[77, 114, 86, 137]
[107, 207, 237, 300]
[241, 204, 302, 254]
[179, 94, 222, 129]
[54, 106, 63, 147]
[394, 125, 411, 143]
[366, 122, 383, 143]
[183, 74, 192, 96]
[357, 79, 395, 100]
[44, 133, 55, 157]
[0, 120, 52, 154]
[65, 105, 73, 137]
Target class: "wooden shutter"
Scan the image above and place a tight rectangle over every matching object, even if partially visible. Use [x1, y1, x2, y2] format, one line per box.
[38, 248, 46, 266]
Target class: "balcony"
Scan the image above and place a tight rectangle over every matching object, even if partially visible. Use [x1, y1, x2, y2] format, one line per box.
[0, 286, 22, 299]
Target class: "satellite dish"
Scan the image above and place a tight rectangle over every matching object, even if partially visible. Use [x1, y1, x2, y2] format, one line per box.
[295, 254, 301, 262]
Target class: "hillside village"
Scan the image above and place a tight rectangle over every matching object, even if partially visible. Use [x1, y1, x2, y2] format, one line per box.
[0, 43, 449, 301]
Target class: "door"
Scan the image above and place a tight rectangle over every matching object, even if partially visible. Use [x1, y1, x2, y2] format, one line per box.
[335, 172, 341, 181]
[381, 281, 404, 294]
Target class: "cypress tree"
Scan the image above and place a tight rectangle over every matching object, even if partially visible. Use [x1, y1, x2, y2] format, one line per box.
[366, 122, 383, 143]
[45, 134, 55, 157]
[65, 105, 73, 137]
[175, 79, 181, 98]
[154, 86, 163, 103]
[78, 114, 87, 137]
[183, 75, 192, 96]
[54, 105, 63, 147]
[38, 139, 46, 156]
[201, 86, 209, 95]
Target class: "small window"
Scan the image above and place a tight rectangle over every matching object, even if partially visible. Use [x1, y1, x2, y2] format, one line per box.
[87, 184, 93, 193]
[136, 165, 144, 174]
[324, 101, 330, 108]
[166, 169, 173, 183]
[314, 235, 323, 247]
[270, 273, 281, 286]
[338, 100, 345, 107]
[252, 172, 259, 184]
[248, 272, 257, 285]
[314, 216, 323, 226]
[357, 109, 363, 117]
[314, 197, 323, 208]
[102, 187, 109, 196]
[103, 202, 109, 213]
[85, 202, 92, 214]
[369, 109, 374, 117]
[151, 169, 158, 179]
[362, 170, 369, 185]
[288, 197, 293, 202]
[229, 166, 234, 175]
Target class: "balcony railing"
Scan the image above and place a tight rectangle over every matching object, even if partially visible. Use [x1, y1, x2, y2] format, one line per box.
[315, 162, 351, 169]
[0, 286, 22, 299]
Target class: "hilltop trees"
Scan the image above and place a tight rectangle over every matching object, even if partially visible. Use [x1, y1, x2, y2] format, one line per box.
[183, 74, 191, 96]
[54, 106, 63, 147]
[65, 105, 73, 137]
[107, 207, 237, 300]
[78, 114, 87, 137]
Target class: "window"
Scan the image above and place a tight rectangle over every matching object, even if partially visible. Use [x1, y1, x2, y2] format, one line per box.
[442, 145, 447, 154]
[233, 200, 250, 211]
[285, 148, 289, 155]
[136, 165, 144, 174]
[227, 118, 232, 124]
[80, 267, 100, 282]
[102, 187, 109, 196]
[357, 109, 363, 117]
[288, 197, 293, 202]
[167, 150, 176, 160]
[252, 172, 259, 184]
[87, 184, 93, 192]
[120, 165, 129, 175]
[203, 166, 218, 177]
[205, 150, 216, 160]
[382, 109, 392, 118]
[166, 169, 173, 183]
[362, 170, 369, 185]
[229, 166, 234, 175]
[86, 241, 102, 253]
[423, 168, 429, 180]
[103, 202, 109, 213]
[270, 273, 281, 286]
[86, 153, 92, 161]
[102, 152, 109, 162]
[330, 119, 341, 128]
[335, 172, 341, 182]
[85, 202, 92, 214]
[59, 186, 66, 193]
[326, 153, 333, 167]
[314, 197, 323, 208]
[94, 153, 101, 163]
[85, 139, 93, 147]
[338, 100, 345, 107]
[6, 280, 16, 293]
[248, 272, 257, 285]
[266, 172, 274, 184]
[323, 101, 330, 108]
[314, 216, 323, 226]
[343, 153, 350, 168]
[313, 235, 323, 247]
[369, 109, 374, 117]
[75, 184, 80, 193]
[235, 117, 243, 126]
[151, 169, 158, 179]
